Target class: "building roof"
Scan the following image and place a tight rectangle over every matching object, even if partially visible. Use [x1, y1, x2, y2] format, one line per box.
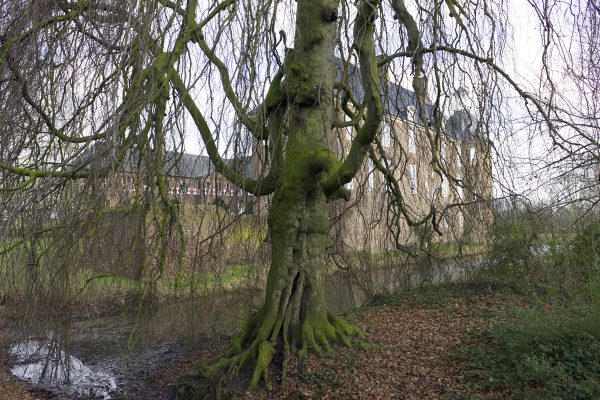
[163, 151, 254, 179]
[74, 58, 482, 179]
[73, 145, 254, 180]
[334, 58, 478, 140]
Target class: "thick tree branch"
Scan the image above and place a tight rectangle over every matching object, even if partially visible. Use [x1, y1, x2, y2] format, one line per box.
[321, 0, 383, 197]
[168, 68, 276, 196]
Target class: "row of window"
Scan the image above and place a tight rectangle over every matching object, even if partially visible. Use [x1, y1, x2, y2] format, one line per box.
[178, 181, 243, 196]
[342, 116, 478, 166]
[117, 177, 244, 197]
[346, 163, 465, 201]
[167, 187, 243, 196]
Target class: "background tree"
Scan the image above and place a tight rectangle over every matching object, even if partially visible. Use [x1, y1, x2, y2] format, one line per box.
[1, 0, 595, 397]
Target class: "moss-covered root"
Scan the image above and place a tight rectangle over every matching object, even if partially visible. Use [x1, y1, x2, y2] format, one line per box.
[174, 314, 365, 399]
[298, 313, 365, 358]
[251, 342, 276, 388]
[173, 333, 275, 399]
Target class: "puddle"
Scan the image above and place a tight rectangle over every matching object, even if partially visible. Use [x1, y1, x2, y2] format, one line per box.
[10, 338, 118, 399]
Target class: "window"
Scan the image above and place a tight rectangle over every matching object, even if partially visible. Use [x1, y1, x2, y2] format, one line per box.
[441, 176, 449, 198]
[440, 141, 446, 163]
[407, 105, 416, 123]
[179, 182, 187, 194]
[345, 178, 354, 190]
[205, 182, 211, 195]
[469, 147, 477, 165]
[408, 129, 416, 154]
[456, 145, 462, 180]
[368, 159, 374, 192]
[458, 211, 464, 228]
[381, 122, 391, 147]
[409, 164, 417, 195]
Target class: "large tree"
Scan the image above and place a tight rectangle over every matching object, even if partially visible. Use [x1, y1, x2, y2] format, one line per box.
[1, 0, 595, 397]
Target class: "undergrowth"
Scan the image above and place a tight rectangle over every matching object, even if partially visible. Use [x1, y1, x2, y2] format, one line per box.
[451, 218, 600, 400]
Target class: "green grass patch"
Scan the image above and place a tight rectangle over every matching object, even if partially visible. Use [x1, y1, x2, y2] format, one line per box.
[169, 264, 250, 293]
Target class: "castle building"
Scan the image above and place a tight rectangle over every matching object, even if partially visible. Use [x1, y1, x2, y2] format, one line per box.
[328, 63, 493, 251]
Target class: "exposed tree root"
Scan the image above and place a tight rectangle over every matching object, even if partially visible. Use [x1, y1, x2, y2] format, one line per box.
[174, 310, 366, 399]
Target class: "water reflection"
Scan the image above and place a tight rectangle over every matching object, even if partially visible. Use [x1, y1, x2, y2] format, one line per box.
[10, 337, 117, 399]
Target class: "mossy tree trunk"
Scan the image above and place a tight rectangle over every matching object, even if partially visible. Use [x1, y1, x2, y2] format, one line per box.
[176, 0, 381, 397]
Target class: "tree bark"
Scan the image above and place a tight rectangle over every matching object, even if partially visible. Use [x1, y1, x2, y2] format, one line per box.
[174, 0, 366, 397]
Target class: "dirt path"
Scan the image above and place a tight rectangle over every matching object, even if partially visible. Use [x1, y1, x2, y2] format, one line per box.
[1, 292, 498, 399]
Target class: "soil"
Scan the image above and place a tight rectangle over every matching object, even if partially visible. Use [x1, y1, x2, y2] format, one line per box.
[0, 291, 499, 400]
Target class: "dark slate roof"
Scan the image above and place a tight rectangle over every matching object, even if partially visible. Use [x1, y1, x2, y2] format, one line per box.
[163, 152, 212, 178]
[72, 145, 255, 179]
[334, 57, 473, 139]
[163, 151, 254, 179]
[335, 58, 432, 122]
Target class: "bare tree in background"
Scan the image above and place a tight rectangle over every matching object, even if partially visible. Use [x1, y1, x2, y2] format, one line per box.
[538, 0, 599, 214]
[1, 0, 595, 396]
[493, 0, 599, 216]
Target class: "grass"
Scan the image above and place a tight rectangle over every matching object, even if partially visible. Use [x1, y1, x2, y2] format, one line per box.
[73, 263, 257, 295]
[371, 275, 600, 399]
[3, 209, 599, 399]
